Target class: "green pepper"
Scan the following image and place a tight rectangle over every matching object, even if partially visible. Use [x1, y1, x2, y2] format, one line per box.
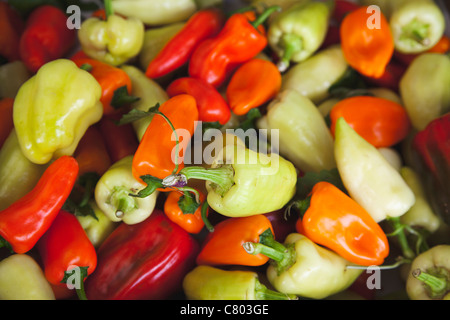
[95, 155, 159, 225]
[182, 265, 298, 300]
[13, 59, 103, 165]
[406, 245, 450, 300]
[334, 117, 415, 223]
[0, 254, 55, 300]
[399, 53, 450, 131]
[267, 0, 333, 71]
[281, 45, 349, 104]
[0, 61, 31, 99]
[257, 89, 336, 173]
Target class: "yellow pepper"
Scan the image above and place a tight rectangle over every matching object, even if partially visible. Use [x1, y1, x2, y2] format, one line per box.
[13, 59, 103, 165]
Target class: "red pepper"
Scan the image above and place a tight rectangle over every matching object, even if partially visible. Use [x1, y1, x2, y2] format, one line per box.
[37, 210, 97, 300]
[332, 0, 360, 23]
[188, 6, 279, 88]
[84, 210, 199, 300]
[0, 155, 79, 254]
[362, 60, 407, 92]
[0, 1, 24, 62]
[167, 77, 231, 125]
[0, 97, 15, 149]
[146, 8, 225, 79]
[19, 5, 76, 73]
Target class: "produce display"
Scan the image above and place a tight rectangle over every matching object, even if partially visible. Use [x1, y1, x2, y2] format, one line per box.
[0, 0, 449, 302]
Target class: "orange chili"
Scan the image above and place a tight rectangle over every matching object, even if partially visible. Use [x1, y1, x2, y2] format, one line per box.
[329, 95, 411, 148]
[340, 6, 394, 79]
[226, 58, 281, 116]
[296, 181, 389, 266]
[0, 97, 14, 149]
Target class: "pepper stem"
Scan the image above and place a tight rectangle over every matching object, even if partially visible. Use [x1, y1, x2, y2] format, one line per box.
[201, 200, 214, 232]
[400, 18, 431, 47]
[387, 217, 416, 260]
[254, 279, 298, 300]
[109, 186, 137, 219]
[412, 269, 449, 299]
[250, 5, 281, 29]
[277, 34, 303, 72]
[104, 0, 114, 19]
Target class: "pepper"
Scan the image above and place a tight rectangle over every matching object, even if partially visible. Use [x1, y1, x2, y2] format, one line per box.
[19, 5, 76, 73]
[84, 210, 200, 300]
[0, 1, 24, 63]
[0, 254, 55, 300]
[257, 89, 336, 173]
[183, 265, 297, 300]
[395, 35, 450, 66]
[196, 215, 274, 267]
[399, 53, 450, 131]
[296, 181, 390, 266]
[0, 61, 31, 99]
[0, 155, 79, 254]
[95, 155, 159, 225]
[78, 1, 144, 66]
[329, 95, 411, 148]
[37, 210, 97, 300]
[243, 232, 362, 299]
[334, 117, 415, 223]
[267, 0, 333, 71]
[406, 245, 450, 300]
[13, 59, 103, 165]
[167, 77, 231, 125]
[340, 5, 394, 79]
[145, 8, 225, 79]
[0, 98, 14, 149]
[188, 6, 280, 88]
[226, 58, 281, 116]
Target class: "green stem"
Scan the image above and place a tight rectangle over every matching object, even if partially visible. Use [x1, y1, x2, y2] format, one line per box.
[201, 200, 214, 232]
[387, 217, 416, 260]
[75, 280, 88, 301]
[277, 34, 303, 72]
[104, 0, 114, 19]
[254, 279, 297, 300]
[243, 242, 285, 262]
[250, 5, 281, 29]
[110, 186, 137, 219]
[400, 18, 431, 47]
[412, 269, 449, 299]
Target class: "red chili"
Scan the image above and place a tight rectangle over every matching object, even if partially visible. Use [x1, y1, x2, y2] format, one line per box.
[0, 1, 24, 62]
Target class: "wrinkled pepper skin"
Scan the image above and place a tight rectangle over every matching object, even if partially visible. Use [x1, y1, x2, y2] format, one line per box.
[85, 210, 199, 300]
[0, 254, 55, 300]
[13, 59, 103, 165]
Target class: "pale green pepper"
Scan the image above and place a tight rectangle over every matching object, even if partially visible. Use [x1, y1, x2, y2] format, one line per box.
[95, 155, 159, 225]
[399, 53, 450, 131]
[13, 59, 103, 165]
[267, 0, 333, 71]
[257, 89, 336, 173]
[244, 233, 362, 299]
[0, 61, 31, 99]
[0, 254, 55, 300]
[281, 45, 348, 104]
[0, 130, 46, 210]
[334, 118, 415, 223]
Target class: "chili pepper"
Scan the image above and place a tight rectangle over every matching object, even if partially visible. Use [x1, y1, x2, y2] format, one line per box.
[0, 1, 24, 63]
[0, 98, 14, 150]
[183, 265, 297, 300]
[329, 95, 411, 148]
[19, 5, 76, 73]
[13, 59, 103, 165]
[188, 6, 280, 88]
[226, 58, 281, 116]
[267, 0, 333, 71]
[146, 9, 225, 79]
[264, 209, 297, 243]
[85, 209, 199, 300]
[0, 155, 79, 254]
[389, 0, 445, 54]
[332, 0, 360, 23]
[196, 215, 274, 267]
[334, 117, 415, 223]
[167, 77, 231, 125]
[37, 210, 97, 300]
[281, 45, 348, 104]
[399, 53, 450, 131]
[95, 155, 159, 225]
[0, 254, 55, 300]
[257, 89, 336, 173]
[340, 5, 394, 79]
[120, 65, 169, 141]
[0, 61, 31, 99]
[110, 0, 197, 26]
[72, 58, 138, 115]
[243, 232, 362, 299]
[362, 59, 407, 92]
[406, 245, 450, 300]
[0, 130, 46, 211]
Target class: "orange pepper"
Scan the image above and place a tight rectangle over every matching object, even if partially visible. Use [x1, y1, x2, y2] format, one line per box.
[329, 95, 411, 148]
[0, 97, 14, 149]
[340, 6, 394, 79]
[226, 58, 281, 116]
[296, 181, 389, 266]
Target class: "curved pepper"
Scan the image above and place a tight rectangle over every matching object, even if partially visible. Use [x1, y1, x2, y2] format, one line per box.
[0, 155, 79, 254]
[183, 265, 297, 300]
[267, 0, 332, 71]
[13, 59, 103, 165]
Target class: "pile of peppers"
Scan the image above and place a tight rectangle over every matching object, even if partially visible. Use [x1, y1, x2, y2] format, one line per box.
[0, 0, 450, 302]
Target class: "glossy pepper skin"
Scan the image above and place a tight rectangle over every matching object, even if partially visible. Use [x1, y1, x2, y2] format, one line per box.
[0, 156, 79, 254]
[85, 210, 200, 300]
[297, 181, 390, 266]
[13, 59, 103, 165]
[146, 8, 225, 79]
